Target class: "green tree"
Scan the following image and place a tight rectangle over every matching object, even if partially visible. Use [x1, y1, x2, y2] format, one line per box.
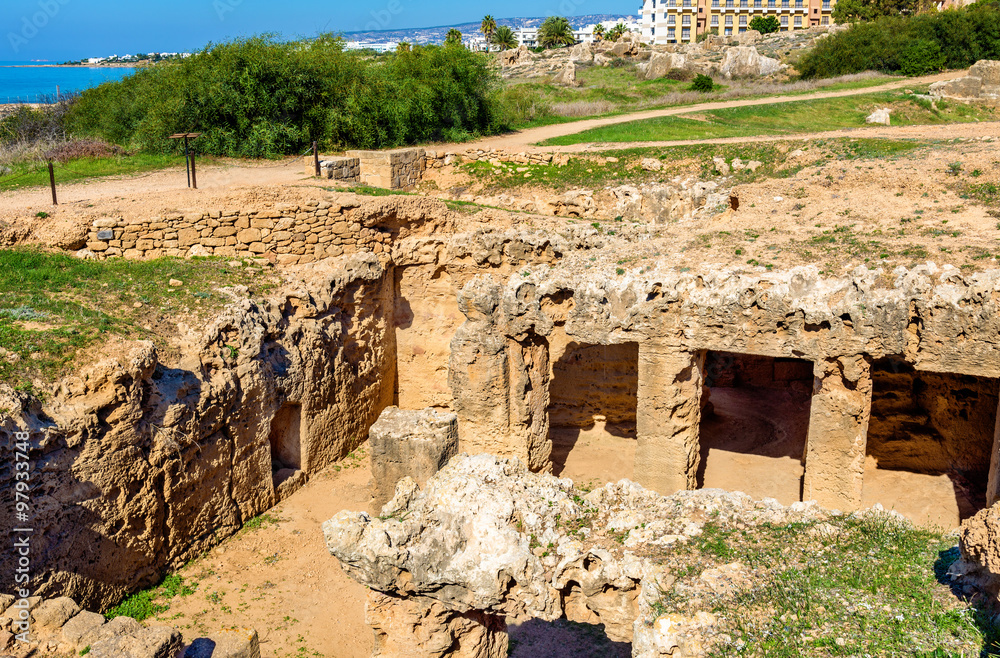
[538, 16, 576, 48]
[832, 0, 929, 23]
[749, 15, 781, 33]
[491, 25, 518, 50]
[445, 28, 463, 45]
[690, 73, 715, 92]
[396, 41, 412, 53]
[607, 22, 628, 42]
[481, 15, 497, 40]
[592, 23, 606, 41]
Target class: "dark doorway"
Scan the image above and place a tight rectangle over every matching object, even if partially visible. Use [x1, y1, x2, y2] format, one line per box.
[698, 352, 814, 505]
[547, 339, 638, 482]
[269, 403, 302, 488]
[865, 358, 999, 527]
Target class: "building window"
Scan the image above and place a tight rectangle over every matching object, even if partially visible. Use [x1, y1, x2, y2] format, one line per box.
[682, 27, 690, 38]
[822, 0, 830, 7]
[668, 14, 676, 24]
[755, 0, 762, 6]
[741, 0, 748, 6]
[821, 15, 829, 23]
[794, 16, 802, 25]
[712, 0, 719, 6]
[726, 0, 734, 6]
[725, 15, 733, 24]
[795, 0, 803, 7]
[668, 28, 676, 38]
[782, 0, 789, 6]
[724, 27, 732, 34]
[711, 14, 719, 23]
[780, 15, 788, 25]
[682, 14, 691, 24]
[651, 26, 656, 35]
[740, 14, 748, 24]
[684, 0, 692, 7]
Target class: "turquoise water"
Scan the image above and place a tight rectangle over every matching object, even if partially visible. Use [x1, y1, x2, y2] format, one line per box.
[0, 62, 135, 103]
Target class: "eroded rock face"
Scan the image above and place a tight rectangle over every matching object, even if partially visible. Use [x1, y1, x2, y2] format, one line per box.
[931, 60, 1000, 101]
[0, 254, 396, 608]
[324, 454, 834, 657]
[719, 46, 783, 79]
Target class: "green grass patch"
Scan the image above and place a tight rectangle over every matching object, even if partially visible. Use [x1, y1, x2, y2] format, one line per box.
[338, 185, 410, 197]
[0, 154, 185, 192]
[650, 513, 997, 656]
[104, 574, 196, 621]
[540, 91, 997, 146]
[0, 248, 276, 390]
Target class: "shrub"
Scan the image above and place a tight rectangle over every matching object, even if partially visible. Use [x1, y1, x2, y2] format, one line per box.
[696, 28, 719, 43]
[65, 35, 507, 157]
[799, 2, 1000, 78]
[690, 74, 716, 92]
[749, 16, 781, 34]
[665, 68, 696, 81]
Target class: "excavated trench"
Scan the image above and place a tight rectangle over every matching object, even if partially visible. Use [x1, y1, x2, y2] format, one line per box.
[3, 196, 1000, 623]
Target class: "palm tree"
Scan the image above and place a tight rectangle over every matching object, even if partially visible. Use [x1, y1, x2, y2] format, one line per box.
[481, 15, 497, 41]
[491, 25, 518, 50]
[396, 41, 412, 53]
[445, 28, 463, 46]
[538, 16, 576, 49]
[592, 23, 606, 42]
[607, 22, 628, 42]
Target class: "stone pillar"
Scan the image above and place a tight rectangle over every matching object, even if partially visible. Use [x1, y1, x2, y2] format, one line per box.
[366, 592, 508, 658]
[802, 355, 873, 511]
[369, 407, 458, 511]
[986, 396, 1000, 507]
[634, 345, 705, 495]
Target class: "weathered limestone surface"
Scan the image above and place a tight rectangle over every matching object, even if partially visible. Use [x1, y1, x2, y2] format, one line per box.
[803, 356, 873, 511]
[0, 254, 396, 608]
[324, 454, 832, 658]
[634, 345, 705, 495]
[448, 264, 1000, 508]
[369, 406, 459, 511]
[931, 60, 1000, 101]
[347, 148, 426, 190]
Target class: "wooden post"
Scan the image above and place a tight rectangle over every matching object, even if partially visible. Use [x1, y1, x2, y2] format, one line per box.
[48, 160, 57, 206]
[313, 141, 320, 177]
[190, 148, 197, 190]
[183, 136, 191, 188]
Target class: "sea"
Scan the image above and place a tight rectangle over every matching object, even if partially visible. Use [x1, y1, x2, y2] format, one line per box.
[0, 62, 136, 104]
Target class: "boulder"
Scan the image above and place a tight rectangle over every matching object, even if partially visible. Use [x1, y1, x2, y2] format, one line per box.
[644, 52, 687, 80]
[735, 29, 762, 46]
[78, 616, 143, 649]
[930, 60, 1000, 100]
[90, 625, 183, 658]
[553, 62, 578, 86]
[183, 628, 261, 658]
[500, 45, 534, 67]
[719, 46, 783, 79]
[61, 611, 107, 648]
[713, 157, 730, 175]
[369, 406, 459, 511]
[568, 41, 593, 64]
[31, 597, 80, 631]
[641, 158, 664, 172]
[865, 108, 891, 126]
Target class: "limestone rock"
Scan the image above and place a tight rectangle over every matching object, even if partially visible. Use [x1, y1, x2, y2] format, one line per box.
[183, 628, 261, 658]
[61, 611, 107, 648]
[553, 62, 578, 86]
[500, 45, 534, 67]
[31, 597, 79, 630]
[568, 41, 593, 64]
[90, 624, 182, 658]
[930, 60, 1000, 100]
[644, 52, 687, 80]
[79, 616, 144, 649]
[713, 157, 730, 175]
[641, 158, 663, 172]
[865, 108, 891, 126]
[719, 46, 783, 79]
[369, 406, 459, 511]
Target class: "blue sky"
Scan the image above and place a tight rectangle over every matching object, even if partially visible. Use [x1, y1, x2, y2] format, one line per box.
[2, 0, 636, 60]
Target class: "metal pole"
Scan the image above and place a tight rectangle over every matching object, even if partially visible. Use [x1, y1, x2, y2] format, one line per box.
[313, 141, 320, 177]
[48, 160, 57, 205]
[190, 146, 197, 190]
[184, 136, 191, 188]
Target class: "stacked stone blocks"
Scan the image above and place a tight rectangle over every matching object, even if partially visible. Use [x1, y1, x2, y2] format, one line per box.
[346, 148, 426, 189]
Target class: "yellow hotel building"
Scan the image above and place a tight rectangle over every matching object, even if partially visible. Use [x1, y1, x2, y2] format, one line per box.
[639, 0, 835, 44]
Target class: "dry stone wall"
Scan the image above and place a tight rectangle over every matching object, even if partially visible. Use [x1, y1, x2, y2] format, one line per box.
[347, 148, 426, 190]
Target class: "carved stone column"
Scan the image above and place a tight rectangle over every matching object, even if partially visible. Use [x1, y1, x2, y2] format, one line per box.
[634, 344, 705, 495]
[803, 355, 873, 511]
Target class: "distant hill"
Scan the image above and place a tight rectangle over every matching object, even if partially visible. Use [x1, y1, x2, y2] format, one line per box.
[342, 14, 635, 45]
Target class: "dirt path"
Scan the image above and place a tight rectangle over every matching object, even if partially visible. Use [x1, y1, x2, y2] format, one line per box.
[453, 71, 957, 151]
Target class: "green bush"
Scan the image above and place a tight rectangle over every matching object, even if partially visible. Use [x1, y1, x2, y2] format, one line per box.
[749, 16, 781, 34]
[799, 2, 1000, 78]
[690, 74, 716, 92]
[65, 35, 507, 157]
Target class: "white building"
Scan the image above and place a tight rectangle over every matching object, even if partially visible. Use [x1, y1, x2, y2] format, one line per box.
[515, 19, 643, 48]
[344, 41, 399, 53]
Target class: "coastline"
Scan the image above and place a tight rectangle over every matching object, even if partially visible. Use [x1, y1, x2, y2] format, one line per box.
[4, 63, 141, 69]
